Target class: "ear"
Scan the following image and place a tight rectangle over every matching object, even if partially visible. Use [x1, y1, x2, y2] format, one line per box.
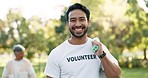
[87, 20, 91, 27]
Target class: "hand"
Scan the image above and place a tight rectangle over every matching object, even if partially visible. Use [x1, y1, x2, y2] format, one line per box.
[92, 40, 103, 56]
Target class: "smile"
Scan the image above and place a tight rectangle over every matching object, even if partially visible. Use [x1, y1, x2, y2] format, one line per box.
[72, 26, 85, 31]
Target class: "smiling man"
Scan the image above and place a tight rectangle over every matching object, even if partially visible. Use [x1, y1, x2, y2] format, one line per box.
[44, 3, 121, 78]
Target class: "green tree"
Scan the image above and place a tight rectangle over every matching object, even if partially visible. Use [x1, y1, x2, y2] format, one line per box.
[0, 19, 9, 54]
[44, 18, 64, 54]
[0, 9, 26, 54]
[55, 13, 69, 45]
[124, 0, 148, 59]
[1, 9, 49, 60]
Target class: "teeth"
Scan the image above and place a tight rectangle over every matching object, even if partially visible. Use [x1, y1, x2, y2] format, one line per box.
[75, 28, 82, 31]
[74, 28, 83, 32]
[72, 26, 85, 30]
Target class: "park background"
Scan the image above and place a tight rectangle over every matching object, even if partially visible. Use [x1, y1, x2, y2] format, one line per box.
[0, 0, 148, 78]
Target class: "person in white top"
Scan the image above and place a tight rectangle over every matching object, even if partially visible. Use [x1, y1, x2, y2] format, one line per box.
[44, 3, 121, 78]
[2, 44, 36, 78]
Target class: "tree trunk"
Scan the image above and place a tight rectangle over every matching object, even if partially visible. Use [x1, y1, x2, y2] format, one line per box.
[144, 48, 147, 60]
[38, 53, 41, 72]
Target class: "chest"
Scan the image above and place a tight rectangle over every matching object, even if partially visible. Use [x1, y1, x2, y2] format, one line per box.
[59, 45, 101, 76]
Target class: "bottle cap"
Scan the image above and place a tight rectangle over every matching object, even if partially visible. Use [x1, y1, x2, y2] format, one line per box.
[92, 37, 100, 53]
[92, 45, 99, 52]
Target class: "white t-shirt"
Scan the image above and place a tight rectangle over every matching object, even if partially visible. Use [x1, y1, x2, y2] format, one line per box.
[44, 38, 118, 78]
[2, 58, 36, 78]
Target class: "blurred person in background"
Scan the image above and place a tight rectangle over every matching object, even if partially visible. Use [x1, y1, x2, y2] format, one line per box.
[2, 44, 36, 78]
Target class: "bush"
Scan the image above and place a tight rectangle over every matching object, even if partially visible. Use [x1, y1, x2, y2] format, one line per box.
[118, 55, 148, 68]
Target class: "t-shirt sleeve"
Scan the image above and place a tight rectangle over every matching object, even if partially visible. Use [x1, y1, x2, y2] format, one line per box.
[44, 50, 60, 78]
[102, 44, 119, 65]
[27, 61, 36, 78]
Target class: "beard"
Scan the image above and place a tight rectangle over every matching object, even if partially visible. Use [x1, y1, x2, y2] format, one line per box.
[69, 26, 88, 38]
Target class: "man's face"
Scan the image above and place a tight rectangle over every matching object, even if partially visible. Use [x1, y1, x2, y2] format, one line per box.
[67, 9, 90, 38]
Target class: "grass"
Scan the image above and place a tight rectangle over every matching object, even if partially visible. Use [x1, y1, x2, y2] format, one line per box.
[1, 64, 148, 78]
[33, 63, 46, 78]
[121, 67, 148, 78]
[0, 67, 3, 77]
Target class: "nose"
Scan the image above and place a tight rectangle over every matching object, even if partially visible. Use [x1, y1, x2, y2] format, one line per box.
[75, 20, 81, 26]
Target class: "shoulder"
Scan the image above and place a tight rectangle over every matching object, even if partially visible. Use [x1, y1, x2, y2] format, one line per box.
[102, 44, 119, 65]
[50, 40, 68, 54]
[5, 59, 15, 68]
[5, 60, 12, 67]
[22, 58, 31, 64]
[47, 40, 68, 62]
[6, 59, 15, 65]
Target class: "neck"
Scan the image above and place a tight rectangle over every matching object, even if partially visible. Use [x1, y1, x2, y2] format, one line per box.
[69, 35, 88, 45]
[15, 58, 23, 61]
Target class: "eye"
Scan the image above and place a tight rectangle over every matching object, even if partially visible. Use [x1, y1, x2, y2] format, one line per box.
[70, 19, 76, 22]
[80, 17, 86, 22]
[80, 18, 85, 21]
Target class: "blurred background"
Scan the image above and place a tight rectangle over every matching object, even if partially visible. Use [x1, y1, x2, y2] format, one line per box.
[0, 0, 148, 78]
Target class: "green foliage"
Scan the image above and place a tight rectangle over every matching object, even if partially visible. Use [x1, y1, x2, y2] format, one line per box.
[124, 0, 148, 59]
[142, 28, 148, 37]
[0, 0, 147, 61]
[124, 30, 142, 48]
[55, 13, 66, 34]
[121, 67, 148, 78]
[0, 9, 49, 59]
[119, 54, 148, 68]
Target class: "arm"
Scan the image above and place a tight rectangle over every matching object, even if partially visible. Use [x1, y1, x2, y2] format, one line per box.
[93, 40, 121, 78]
[29, 73, 36, 78]
[46, 75, 53, 78]
[27, 60, 37, 78]
[100, 55, 121, 78]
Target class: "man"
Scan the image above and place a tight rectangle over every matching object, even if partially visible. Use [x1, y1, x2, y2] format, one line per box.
[44, 3, 121, 78]
[2, 44, 36, 78]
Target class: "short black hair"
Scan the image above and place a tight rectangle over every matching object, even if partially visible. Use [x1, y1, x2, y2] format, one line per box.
[66, 3, 90, 21]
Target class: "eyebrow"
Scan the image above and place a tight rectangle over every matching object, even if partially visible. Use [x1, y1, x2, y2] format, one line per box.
[70, 16, 86, 20]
